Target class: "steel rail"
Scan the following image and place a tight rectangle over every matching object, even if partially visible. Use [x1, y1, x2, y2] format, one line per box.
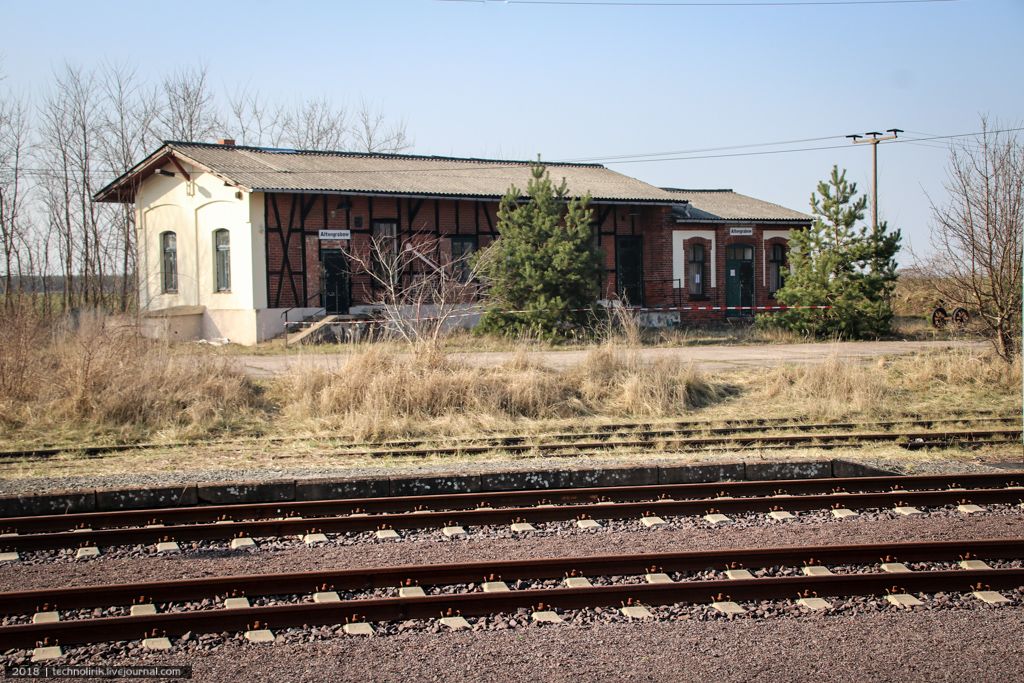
[2, 568, 1022, 649]
[289, 415, 1020, 455]
[2, 538, 1021, 615]
[334, 427, 1022, 458]
[4, 486, 1024, 552]
[3, 472, 1022, 535]
[2, 411, 1010, 460]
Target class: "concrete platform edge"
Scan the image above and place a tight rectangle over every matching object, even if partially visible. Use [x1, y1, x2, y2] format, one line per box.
[0, 459, 894, 517]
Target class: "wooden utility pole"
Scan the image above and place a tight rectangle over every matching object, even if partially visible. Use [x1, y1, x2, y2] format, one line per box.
[847, 128, 902, 231]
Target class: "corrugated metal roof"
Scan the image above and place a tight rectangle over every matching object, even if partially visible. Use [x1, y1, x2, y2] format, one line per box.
[94, 142, 682, 204]
[665, 188, 811, 223]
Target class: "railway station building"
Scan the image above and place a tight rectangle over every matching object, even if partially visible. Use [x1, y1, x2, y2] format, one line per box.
[94, 140, 811, 345]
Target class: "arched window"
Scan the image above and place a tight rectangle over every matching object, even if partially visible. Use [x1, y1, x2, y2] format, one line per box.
[688, 243, 705, 297]
[214, 229, 230, 292]
[161, 232, 177, 293]
[768, 243, 787, 295]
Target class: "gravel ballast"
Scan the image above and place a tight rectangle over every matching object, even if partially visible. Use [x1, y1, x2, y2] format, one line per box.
[2, 512, 1021, 590]
[5, 608, 1022, 682]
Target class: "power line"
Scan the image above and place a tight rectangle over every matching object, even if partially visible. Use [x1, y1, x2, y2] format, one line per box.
[590, 127, 1024, 165]
[560, 134, 846, 162]
[440, 0, 958, 6]
[4, 126, 1022, 178]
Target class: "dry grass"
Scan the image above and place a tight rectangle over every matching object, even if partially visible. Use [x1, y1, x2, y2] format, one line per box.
[754, 350, 1021, 420]
[270, 343, 731, 440]
[0, 309, 1017, 456]
[0, 310, 265, 446]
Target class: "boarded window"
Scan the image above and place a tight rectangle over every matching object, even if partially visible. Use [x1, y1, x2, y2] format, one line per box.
[161, 231, 177, 293]
[371, 220, 399, 284]
[688, 243, 705, 297]
[450, 236, 477, 283]
[214, 229, 230, 292]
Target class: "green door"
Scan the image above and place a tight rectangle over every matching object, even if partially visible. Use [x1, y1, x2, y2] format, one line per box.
[725, 244, 754, 316]
[615, 236, 644, 306]
[320, 249, 349, 314]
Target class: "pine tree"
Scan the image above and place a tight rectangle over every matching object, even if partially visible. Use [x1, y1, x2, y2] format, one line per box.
[764, 165, 901, 338]
[475, 163, 601, 339]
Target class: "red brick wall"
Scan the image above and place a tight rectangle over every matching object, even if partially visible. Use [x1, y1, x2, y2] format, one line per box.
[263, 191, 797, 319]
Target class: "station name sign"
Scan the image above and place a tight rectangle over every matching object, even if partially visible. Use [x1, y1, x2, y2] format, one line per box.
[728, 227, 754, 236]
[318, 230, 351, 240]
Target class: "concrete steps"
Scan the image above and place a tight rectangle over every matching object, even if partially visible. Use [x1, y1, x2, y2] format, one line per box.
[285, 314, 378, 345]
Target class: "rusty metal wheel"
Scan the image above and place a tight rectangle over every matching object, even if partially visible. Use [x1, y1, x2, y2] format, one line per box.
[931, 307, 948, 329]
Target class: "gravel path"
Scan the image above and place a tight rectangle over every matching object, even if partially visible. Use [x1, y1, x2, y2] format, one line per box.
[4, 510, 1020, 591]
[234, 340, 985, 378]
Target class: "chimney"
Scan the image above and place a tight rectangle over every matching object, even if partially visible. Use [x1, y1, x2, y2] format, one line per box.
[217, 138, 236, 146]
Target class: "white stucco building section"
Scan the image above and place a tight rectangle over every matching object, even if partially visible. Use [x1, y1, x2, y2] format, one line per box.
[761, 229, 791, 286]
[136, 163, 261, 344]
[672, 230, 717, 289]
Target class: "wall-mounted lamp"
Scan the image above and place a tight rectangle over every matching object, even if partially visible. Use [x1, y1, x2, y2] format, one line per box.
[330, 199, 352, 220]
[155, 169, 175, 177]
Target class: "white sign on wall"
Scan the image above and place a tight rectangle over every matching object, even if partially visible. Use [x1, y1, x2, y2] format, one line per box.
[318, 230, 351, 240]
[729, 227, 754, 236]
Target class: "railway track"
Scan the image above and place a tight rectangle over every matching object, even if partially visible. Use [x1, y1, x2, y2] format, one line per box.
[2, 472, 1022, 553]
[2, 412, 1017, 461]
[3, 538, 1022, 654]
[282, 417, 1024, 458]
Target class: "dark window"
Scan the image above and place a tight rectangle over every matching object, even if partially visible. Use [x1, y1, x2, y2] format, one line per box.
[371, 220, 398, 284]
[214, 229, 230, 292]
[768, 243, 787, 295]
[161, 231, 177, 293]
[727, 244, 754, 261]
[688, 243, 705, 297]
[450, 236, 478, 283]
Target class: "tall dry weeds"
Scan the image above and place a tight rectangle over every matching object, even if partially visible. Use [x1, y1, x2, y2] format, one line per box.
[0, 311, 264, 444]
[756, 350, 1021, 419]
[272, 343, 728, 439]
[758, 355, 893, 418]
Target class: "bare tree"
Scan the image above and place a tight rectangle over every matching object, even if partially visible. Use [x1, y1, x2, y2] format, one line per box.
[154, 65, 220, 142]
[98, 63, 157, 311]
[226, 86, 286, 147]
[36, 72, 78, 310]
[343, 233, 480, 344]
[280, 97, 349, 151]
[4, 60, 416, 321]
[351, 101, 411, 154]
[925, 118, 1024, 360]
[0, 89, 30, 308]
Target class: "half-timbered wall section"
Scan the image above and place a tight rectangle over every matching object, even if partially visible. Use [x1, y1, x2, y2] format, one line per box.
[264, 192, 685, 311]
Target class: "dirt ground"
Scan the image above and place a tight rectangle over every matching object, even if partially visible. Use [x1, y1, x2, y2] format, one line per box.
[233, 340, 985, 378]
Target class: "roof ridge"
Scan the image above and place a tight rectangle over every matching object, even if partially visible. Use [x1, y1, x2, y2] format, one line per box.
[661, 187, 734, 193]
[163, 140, 607, 169]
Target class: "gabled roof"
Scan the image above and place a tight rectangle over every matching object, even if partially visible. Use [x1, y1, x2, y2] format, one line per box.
[664, 188, 811, 224]
[94, 141, 682, 205]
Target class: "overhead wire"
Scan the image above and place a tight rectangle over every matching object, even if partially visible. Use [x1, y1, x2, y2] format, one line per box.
[3, 126, 1021, 180]
[439, 0, 959, 7]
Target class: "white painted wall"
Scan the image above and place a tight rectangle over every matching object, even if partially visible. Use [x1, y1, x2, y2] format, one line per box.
[672, 230, 717, 289]
[136, 160, 264, 343]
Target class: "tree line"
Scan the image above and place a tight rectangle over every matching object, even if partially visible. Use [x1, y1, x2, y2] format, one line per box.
[0, 62, 411, 314]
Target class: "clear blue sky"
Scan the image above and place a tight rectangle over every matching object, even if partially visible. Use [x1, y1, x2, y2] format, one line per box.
[2, 0, 1022, 264]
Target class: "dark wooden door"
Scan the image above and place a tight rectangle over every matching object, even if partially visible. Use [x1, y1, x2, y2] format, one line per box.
[615, 236, 644, 306]
[725, 244, 754, 316]
[321, 249, 349, 314]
